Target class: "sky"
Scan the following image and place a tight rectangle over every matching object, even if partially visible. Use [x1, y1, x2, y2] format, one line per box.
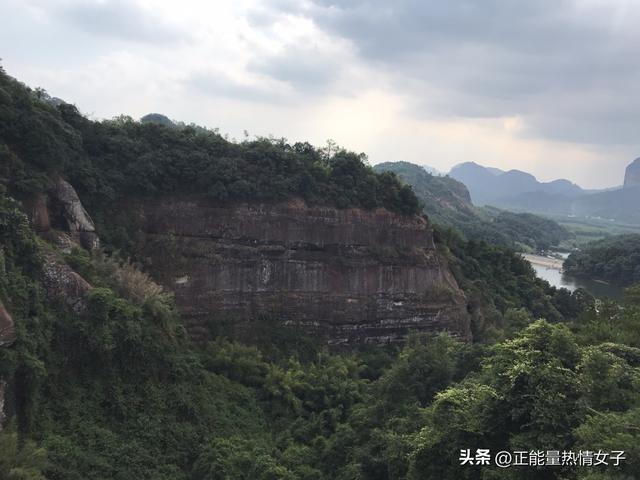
[1, 0, 639, 188]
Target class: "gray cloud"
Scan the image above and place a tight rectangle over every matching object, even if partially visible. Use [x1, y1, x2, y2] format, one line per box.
[188, 71, 288, 104]
[258, 0, 640, 145]
[248, 45, 339, 94]
[57, 0, 185, 43]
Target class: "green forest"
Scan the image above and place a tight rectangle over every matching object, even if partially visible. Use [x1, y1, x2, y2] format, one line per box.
[565, 234, 640, 287]
[0, 69, 419, 218]
[2, 66, 640, 480]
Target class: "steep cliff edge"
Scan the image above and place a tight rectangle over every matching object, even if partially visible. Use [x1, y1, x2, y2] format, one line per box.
[122, 197, 470, 345]
[17, 176, 470, 346]
[624, 158, 640, 188]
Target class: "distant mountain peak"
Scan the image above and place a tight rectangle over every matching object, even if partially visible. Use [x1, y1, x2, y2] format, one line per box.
[624, 157, 640, 189]
[448, 161, 585, 206]
[140, 113, 174, 126]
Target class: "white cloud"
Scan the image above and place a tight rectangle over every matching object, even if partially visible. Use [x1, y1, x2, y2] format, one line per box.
[0, 0, 637, 188]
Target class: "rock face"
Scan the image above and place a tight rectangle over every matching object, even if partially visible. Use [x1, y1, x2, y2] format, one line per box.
[128, 197, 471, 345]
[22, 192, 50, 233]
[0, 301, 15, 347]
[624, 158, 640, 189]
[24, 176, 99, 252]
[49, 176, 100, 250]
[42, 252, 93, 314]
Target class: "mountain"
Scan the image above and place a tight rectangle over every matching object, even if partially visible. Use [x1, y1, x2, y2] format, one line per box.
[572, 185, 640, 223]
[449, 160, 640, 225]
[422, 165, 443, 176]
[374, 161, 473, 218]
[486, 166, 505, 175]
[449, 162, 585, 206]
[624, 158, 640, 188]
[374, 162, 572, 251]
[0, 68, 471, 346]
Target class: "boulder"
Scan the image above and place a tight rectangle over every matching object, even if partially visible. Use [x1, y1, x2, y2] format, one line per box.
[49, 176, 99, 250]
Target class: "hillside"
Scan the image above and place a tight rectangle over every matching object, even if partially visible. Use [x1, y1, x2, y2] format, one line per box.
[374, 162, 572, 251]
[572, 186, 640, 224]
[374, 162, 474, 220]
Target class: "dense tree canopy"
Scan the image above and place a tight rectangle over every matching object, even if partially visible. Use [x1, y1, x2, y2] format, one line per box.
[565, 234, 640, 286]
[0, 67, 420, 216]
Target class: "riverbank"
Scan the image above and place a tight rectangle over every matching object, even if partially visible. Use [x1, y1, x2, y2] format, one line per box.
[521, 253, 564, 270]
[522, 253, 624, 300]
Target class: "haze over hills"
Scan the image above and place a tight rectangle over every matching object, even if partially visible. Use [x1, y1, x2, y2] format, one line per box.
[373, 161, 573, 251]
[449, 161, 586, 205]
[624, 158, 640, 188]
[447, 160, 640, 225]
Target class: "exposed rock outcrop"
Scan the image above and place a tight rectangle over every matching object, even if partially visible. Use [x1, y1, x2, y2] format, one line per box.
[42, 252, 92, 314]
[23, 176, 99, 252]
[49, 176, 99, 250]
[624, 158, 640, 189]
[127, 197, 471, 345]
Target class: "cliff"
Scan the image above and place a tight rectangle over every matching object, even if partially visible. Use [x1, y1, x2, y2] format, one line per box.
[123, 197, 471, 345]
[18, 176, 471, 346]
[624, 158, 640, 189]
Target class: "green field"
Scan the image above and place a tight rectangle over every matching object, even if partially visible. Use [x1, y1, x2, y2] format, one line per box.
[544, 215, 640, 249]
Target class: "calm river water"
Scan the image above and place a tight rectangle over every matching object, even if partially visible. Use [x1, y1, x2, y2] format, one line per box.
[524, 254, 624, 301]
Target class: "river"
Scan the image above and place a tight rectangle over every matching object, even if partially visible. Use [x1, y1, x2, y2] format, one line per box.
[522, 253, 624, 301]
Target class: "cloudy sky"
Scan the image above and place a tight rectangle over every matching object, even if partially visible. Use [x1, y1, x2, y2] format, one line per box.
[2, 0, 639, 188]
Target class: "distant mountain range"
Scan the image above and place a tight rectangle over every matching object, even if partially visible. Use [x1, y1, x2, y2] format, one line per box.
[448, 160, 640, 224]
[373, 161, 572, 251]
[449, 162, 585, 204]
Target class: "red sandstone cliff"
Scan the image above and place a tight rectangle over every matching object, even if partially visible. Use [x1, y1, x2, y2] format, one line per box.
[125, 197, 471, 345]
[20, 176, 471, 345]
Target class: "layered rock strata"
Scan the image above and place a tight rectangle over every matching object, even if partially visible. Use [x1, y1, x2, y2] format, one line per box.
[127, 197, 471, 345]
